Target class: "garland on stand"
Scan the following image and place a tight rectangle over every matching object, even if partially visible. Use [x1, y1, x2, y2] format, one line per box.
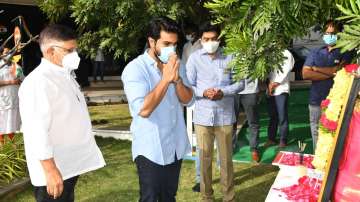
[312, 64, 360, 171]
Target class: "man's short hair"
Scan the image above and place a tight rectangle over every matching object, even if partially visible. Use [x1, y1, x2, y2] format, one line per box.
[323, 20, 341, 33]
[199, 22, 220, 37]
[147, 17, 180, 41]
[39, 24, 77, 53]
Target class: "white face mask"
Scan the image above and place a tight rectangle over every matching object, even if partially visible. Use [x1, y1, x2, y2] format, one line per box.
[186, 35, 194, 42]
[62, 51, 80, 72]
[201, 41, 220, 54]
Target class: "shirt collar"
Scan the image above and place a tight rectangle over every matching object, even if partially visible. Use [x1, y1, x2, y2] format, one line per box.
[143, 49, 157, 67]
[41, 58, 70, 74]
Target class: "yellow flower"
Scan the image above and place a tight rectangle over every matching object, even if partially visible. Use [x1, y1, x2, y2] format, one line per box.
[312, 68, 353, 172]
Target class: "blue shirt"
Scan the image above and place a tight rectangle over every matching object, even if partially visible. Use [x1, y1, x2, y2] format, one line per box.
[186, 48, 245, 126]
[121, 51, 192, 166]
[304, 47, 352, 106]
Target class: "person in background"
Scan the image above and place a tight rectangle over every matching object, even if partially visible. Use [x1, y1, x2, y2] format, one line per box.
[233, 79, 260, 162]
[181, 22, 204, 193]
[121, 17, 193, 202]
[19, 24, 105, 202]
[302, 20, 352, 152]
[0, 47, 23, 145]
[93, 48, 105, 82]
[265, 49, 294, 148]
[182, 23, 202, 64]
[186, 22, 244, 202]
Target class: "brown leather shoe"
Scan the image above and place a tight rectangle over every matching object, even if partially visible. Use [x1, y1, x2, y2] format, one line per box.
[252, 151, 260, 162]
[264, 140, 277, 147]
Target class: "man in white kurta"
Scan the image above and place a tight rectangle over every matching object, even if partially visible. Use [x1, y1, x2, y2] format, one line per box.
[18, 24, 105, 202]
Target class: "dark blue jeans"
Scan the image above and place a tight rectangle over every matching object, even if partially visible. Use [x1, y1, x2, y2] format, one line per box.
[267, 93, 289, 144]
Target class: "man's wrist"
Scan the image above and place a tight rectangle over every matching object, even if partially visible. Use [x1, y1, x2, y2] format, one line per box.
[173, 77, 182, 85]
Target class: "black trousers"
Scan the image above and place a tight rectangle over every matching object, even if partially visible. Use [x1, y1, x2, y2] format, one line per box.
[135, 155, 182, 202]
[34, 176, 79, 202]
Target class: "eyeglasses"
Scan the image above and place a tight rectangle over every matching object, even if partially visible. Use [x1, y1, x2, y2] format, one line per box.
[51, 45, 77, 53]
[324, 32, 336, 35]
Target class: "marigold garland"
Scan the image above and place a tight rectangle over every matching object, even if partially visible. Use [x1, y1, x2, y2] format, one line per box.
[312, 64, 359, 171]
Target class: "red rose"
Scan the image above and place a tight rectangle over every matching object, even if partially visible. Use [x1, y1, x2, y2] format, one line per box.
[321, 99, 330, 109]
[320, 114, 338, 132]
[320, 114, 327, 125]
[344, 64, 359, 73]
[326, 120, 338, 131]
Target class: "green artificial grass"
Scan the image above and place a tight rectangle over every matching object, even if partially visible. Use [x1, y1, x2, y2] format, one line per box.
[233, 89, 314, 163]
[9, 137, 279, 202]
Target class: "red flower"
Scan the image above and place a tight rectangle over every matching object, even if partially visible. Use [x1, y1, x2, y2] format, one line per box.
[320, 114, 338, 132]
[326, 121, 338, 131]
[273, 176, 322, 202]
[320, 114, 327, 124]
[344, 64, 359, 73]
[321, 99, 330, 109]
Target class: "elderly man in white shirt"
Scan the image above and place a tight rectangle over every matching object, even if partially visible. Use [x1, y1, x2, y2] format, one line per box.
[18, 24, 105, 202]
[265, 49, 294, 148]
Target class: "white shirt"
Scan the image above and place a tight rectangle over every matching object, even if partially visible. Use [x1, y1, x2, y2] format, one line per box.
[182, 39, 202, 65]
[95, 49, 104, 61]
[18, 58, 105, 186]
[268, 49, 295, 96]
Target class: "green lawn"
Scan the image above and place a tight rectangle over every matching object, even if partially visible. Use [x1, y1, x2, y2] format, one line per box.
[7, 103, 281, 201]
[88, 104, 131, 130]
[10, 137, 279, 202]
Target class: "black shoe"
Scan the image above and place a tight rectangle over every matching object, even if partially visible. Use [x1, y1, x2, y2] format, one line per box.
[192, 183, 200, 192]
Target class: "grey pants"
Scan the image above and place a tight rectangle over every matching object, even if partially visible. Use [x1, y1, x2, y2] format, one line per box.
[234, 93, 260, 151]
[309, 104, 321, 152]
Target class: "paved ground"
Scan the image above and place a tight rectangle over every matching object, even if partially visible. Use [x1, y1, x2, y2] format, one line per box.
[82, 80, 126, 103]
[82, 79, 312, 104]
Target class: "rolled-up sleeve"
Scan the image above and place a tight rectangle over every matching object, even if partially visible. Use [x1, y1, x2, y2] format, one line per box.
[121, 62, 149, 117]
[19, 78, 53, 160]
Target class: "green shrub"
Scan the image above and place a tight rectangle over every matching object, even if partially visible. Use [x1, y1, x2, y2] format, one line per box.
[0, 135, 27, 186]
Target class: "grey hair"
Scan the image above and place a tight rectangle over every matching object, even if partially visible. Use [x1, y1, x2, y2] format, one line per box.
[39, 24, 77, 54]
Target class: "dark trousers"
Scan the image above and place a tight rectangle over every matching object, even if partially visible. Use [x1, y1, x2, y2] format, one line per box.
[34, 176, 79, 202]
[234, 93, 260, 151]
[93, 61, 104, 81]
[267, 93, 289, 144]
[135, 155, 182, 202]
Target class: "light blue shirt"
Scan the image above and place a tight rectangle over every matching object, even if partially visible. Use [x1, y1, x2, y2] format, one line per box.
[186, 48, 245, 126]
[121, 51, 192, 166]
